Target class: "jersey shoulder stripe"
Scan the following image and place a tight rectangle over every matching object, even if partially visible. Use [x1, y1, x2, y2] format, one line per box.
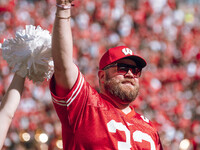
[52, 97, 67, 106]
[51, 72, 85, 107]
[66, 73, 85, 107]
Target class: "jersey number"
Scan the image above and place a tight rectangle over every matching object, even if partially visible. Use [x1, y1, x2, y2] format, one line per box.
[107, 120, 156, 150]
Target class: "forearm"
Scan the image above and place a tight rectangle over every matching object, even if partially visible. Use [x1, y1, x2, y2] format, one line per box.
[0, 74, 25, 119]
[0, 74, 25, 149]
[52, 3, 78, 89]
[52, 8, 73, 65]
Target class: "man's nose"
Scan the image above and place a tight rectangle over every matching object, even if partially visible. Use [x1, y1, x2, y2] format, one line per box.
[124, 69, 135, 78]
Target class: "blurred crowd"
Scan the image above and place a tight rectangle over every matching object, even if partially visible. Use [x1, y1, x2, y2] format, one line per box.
[0, 0, 200, 149]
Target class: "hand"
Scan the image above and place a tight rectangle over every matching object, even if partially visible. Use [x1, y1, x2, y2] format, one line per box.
[56, 0, 74, 5]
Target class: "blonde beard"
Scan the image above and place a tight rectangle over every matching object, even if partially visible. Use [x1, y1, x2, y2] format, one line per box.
[104, 73, 139, 103]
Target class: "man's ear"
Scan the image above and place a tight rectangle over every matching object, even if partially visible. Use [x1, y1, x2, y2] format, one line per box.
[98, 70, 105, 84]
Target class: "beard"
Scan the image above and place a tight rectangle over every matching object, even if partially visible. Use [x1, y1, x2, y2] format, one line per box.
[104, 72, 139, 104]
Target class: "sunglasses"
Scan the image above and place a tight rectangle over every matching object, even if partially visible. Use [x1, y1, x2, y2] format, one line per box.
[103, 63, 142, 77]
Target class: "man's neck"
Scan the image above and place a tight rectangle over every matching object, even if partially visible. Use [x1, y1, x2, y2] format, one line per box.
[100, 92, 132, 114]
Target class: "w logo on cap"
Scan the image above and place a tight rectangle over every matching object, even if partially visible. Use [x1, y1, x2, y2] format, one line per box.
[122, 48, 133, 55]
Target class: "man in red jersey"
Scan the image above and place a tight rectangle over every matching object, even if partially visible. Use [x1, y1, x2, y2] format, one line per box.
[50, 0, 163, 149]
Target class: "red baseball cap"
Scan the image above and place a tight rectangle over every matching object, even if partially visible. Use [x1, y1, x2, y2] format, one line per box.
[99, 46, 147, 70]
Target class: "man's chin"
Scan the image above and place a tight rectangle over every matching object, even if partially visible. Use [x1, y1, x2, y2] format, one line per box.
[104, 79, 139, 106]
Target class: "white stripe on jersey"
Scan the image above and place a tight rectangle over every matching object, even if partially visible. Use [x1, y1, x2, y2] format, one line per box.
[52, 73, 85, 107]
[52, 97, 67, 106]
[67, 73, 84, 107]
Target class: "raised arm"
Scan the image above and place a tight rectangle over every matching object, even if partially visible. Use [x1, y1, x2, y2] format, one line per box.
[0, 74, 25, 149]
[52, 0, 78, 90]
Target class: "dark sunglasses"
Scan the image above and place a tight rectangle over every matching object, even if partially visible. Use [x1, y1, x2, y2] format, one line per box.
[103, 63, 142, 77]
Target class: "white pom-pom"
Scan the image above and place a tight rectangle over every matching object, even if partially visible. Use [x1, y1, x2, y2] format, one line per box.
[1, 25, 54, 83]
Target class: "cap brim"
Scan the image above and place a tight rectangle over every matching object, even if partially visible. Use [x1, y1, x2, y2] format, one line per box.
[126, 55, 147, 68]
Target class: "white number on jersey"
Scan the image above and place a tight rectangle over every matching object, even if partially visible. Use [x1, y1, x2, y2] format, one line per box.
[133, 130, 156, 150]
[107, 120, 156, 150]
[107, 120, 131, 150]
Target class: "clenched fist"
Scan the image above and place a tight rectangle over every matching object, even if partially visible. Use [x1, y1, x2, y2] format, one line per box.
[56, 0, 74, 5]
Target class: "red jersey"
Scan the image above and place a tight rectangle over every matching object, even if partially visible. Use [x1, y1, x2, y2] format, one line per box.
[50, 71, 163, 150]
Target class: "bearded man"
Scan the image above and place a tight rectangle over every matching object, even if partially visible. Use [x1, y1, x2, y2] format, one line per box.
[50, 0, 163, 149]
